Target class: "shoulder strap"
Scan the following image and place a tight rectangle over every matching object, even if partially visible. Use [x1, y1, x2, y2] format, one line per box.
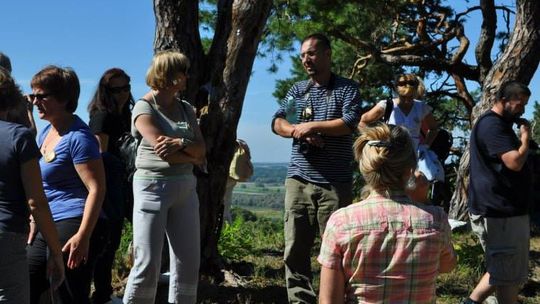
[383, 97, 394, 123]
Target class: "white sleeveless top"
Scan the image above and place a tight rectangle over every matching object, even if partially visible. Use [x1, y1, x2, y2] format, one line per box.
[377, 99, 432, 150]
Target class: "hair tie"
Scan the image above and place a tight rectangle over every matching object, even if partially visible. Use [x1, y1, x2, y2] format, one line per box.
[367, 140, 392, 148]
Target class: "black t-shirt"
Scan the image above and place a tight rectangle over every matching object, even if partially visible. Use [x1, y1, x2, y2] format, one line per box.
[89, 110, 130, 158]
[0, 121, 41, 233]
[468, 111, 532, 217]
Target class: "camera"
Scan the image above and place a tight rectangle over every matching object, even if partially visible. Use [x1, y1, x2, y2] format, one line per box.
[298, 140, 311, 155]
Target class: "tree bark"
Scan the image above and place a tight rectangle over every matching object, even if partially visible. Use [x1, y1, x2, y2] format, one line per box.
[153, 0, 273, 277]
[449, 0, 540, 220]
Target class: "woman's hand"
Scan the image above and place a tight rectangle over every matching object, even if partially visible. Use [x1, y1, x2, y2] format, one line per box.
[62, 232, 90, 269]
[47, 253, 65, 290]
[27, 219, 37, 245]
[154, 135, 183, 159]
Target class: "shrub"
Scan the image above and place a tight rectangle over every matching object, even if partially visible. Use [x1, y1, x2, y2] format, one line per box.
[219, 217, 255, 262]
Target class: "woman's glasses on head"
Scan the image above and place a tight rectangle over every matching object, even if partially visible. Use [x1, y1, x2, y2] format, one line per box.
[396, 80, 418, 87]
[108, 84, 131, 94]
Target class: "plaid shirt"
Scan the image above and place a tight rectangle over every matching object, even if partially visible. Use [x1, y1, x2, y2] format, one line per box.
[318, 193, 455, 304]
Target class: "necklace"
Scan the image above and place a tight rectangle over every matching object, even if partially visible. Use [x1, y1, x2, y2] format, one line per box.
[43, 150, 56, 163]
[41, 129, 61, 163]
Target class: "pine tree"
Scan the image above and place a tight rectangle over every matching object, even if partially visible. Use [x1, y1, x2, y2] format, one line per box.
[532, 101, 540, 144]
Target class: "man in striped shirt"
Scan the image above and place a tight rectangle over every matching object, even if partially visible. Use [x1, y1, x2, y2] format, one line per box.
[272, 33, 362, 303]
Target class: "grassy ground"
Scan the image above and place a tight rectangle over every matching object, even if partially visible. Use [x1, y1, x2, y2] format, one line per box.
[111, 209, 540, 303]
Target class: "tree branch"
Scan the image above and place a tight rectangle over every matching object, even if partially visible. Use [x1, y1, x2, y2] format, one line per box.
[450, 73, 475, 116]
[451, 23, 469, 65]
[379, 54, 479, 80]
[475, 0, 497, 84]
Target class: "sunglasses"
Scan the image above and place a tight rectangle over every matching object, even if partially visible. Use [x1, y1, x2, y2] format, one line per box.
[108, 84, 131, 94]
[29, 93, 53, 100]
[396, 80, 418, 87]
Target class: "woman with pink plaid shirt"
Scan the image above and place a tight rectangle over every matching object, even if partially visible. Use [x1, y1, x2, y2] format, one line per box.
[318, 123, 456, 303]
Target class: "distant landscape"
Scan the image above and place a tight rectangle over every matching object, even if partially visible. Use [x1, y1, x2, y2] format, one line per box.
[232, 163, 288, 210]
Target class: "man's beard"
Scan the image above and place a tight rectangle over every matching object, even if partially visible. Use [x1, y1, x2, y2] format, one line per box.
[502, 107, 523, 122]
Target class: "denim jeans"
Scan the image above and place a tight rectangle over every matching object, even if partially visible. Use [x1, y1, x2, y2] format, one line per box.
[0, 232, 29, 304]
[283, 177, 352, 304]
[123, 176, 200, 304]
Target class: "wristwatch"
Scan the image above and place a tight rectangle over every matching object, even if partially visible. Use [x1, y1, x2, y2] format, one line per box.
[179, 138, 187, 151]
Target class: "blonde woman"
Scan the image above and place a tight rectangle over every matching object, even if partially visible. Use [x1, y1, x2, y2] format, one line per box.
[123, 50, 205, 304]
[360, 73, 444, 194]
[318, 123, 456, 303]
[359, 73, 439, 150]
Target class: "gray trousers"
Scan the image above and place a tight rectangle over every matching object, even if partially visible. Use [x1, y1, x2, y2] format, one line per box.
[283, 177, 352, 304]
[0, 232, 29, 304]
[123, 176, 200, 304]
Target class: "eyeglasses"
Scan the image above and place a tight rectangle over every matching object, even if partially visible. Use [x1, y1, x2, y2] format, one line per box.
[108, 84, 131, 94]
[396, 80, 418, 87]
[29, 93, 53, 100]
[300, 49, 321, 60]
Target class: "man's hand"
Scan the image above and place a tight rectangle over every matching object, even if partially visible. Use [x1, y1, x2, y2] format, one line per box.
[516, 118, 531, 141]
[292, 122, 317, 139]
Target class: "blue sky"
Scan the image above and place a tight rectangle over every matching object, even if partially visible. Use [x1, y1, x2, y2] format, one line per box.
[1, 1, 538, 163]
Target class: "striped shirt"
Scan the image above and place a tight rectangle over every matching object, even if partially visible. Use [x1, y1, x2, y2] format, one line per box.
[273, 75, 362, 183]
[318, 193, 455, 303]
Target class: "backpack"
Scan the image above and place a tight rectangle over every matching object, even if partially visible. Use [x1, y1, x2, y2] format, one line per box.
[229, 139, 254, 182]
[426, 129, 453, 161]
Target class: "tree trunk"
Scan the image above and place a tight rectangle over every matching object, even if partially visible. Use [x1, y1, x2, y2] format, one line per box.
[153, 0, 273, 277]
[449, 0, 540, 220]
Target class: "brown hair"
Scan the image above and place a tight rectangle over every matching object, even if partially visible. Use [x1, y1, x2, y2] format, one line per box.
[87, 68, 134, 116]
[0, 67, 25, 112]
[31, 65, 80, 113]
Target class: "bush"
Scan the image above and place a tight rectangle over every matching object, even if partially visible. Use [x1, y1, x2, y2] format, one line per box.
[219, 217, 254, 262]
[219, 208, 284, 262]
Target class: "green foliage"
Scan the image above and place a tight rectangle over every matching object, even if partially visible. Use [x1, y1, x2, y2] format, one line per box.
[231, 206, 258, 222]
[532, 101, 540, 144]
[265, 0, 412, 104]
[452, 234, 485, 276]
[219, 217, 255, 262]
[219, 208, 284, 262]
[250, 163, 288, 184]
[111, 220, 134, 283]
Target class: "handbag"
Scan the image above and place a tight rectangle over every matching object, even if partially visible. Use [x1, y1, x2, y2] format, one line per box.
[117, 132, 139, 182]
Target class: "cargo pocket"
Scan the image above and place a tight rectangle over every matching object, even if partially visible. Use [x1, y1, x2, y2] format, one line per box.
[488, 246, 520, 283]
